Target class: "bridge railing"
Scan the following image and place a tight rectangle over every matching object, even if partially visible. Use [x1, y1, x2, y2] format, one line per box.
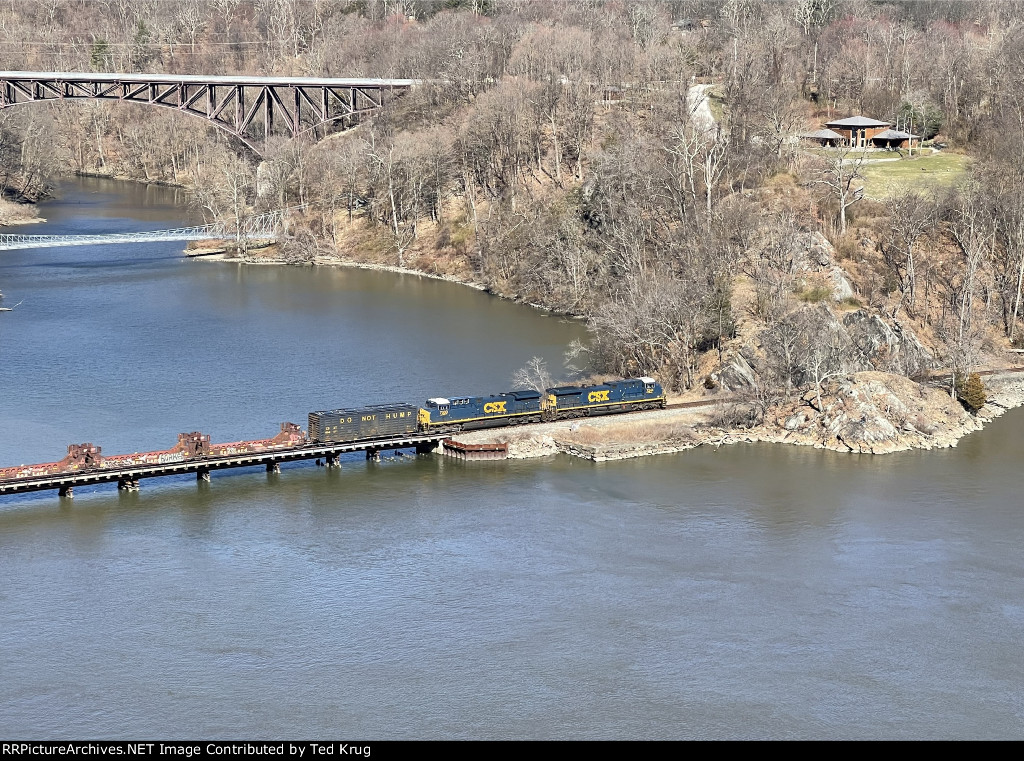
[0, 210, 286, 251]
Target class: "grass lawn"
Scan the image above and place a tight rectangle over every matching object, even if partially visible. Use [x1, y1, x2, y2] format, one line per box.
[804, 147, 904, 160]
[859, 151, 969, 199]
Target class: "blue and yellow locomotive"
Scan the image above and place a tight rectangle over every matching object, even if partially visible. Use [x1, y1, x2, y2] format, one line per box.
[416, 377, 665, 434]
[545, 377, 665, 419]
[417, 389, 546, 432]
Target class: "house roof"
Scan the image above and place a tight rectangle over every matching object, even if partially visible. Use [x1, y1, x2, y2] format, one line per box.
[871, 128, 919, 140]
[824, 115, 891, 128]
[803, 128, 844, 140]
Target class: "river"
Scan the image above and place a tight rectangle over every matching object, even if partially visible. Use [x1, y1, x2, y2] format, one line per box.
[1, 178, 1022, 739]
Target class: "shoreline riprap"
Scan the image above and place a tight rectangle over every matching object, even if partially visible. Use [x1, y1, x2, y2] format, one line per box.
[447, 371, 1024, 462]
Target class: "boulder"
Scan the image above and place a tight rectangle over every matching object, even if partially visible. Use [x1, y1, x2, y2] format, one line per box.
[788, 232, 856, 301]
[842, 310, 934, 375]
[791, 231, 836, 270]
[784, 412, 807, 430]
[717, 351, 758, 391]
[829, 266, 856, 301]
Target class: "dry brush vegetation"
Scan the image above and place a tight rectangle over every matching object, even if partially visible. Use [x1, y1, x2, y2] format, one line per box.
[2, 0, 1024, 416]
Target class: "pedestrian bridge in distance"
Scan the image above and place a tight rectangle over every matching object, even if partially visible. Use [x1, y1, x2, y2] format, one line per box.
[0, 211, 282, 251]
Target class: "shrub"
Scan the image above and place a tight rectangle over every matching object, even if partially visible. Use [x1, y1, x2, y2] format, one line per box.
[833, 235, 861, 262]
[795, 284, 832, 303]
[955, 372, 987, 412]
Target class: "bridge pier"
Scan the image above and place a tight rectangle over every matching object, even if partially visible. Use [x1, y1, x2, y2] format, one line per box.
[416, 441, 439, 455]
[325, 454, 340, 468]
[266, 461, 280, 474]
[197, 468, 211, 482]
[118, 478, 139, 492]
[366, 448, 381, 462]
[58, 485, 73, 498]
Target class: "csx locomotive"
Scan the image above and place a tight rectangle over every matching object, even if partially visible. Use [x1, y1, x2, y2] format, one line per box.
[0, 379, 665, 483]
[309, 377, 665, 443]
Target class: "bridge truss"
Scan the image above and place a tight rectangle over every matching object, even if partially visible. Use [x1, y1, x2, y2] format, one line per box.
[0, 71, 416, 152]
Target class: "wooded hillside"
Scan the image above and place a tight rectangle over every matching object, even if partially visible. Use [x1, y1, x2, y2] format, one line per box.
[2, 0, 1024, 402]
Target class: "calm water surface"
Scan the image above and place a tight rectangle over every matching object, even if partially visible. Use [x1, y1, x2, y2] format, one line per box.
[1, 179, 1022, 739]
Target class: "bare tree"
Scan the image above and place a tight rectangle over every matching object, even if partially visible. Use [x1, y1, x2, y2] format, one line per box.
[996, 186, 1024, 341]
[743, 214, 798, 322]
[190, 146, 257, 256]
[589, 269, 710, 389]
[879, 192, 935, 318]
[807, 146, 867, 235]
[791, 0, 841, 36]
[756, 83, 806, 161]
[176, 0, 206, 53]
[761, 305, 845, 407]
[943, 182, 994, 389]
[802, 313, 846, 412]
[512, 356, 553, 392]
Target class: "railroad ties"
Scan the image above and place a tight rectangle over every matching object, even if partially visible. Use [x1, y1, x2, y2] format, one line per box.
[0, 434, 446, 498]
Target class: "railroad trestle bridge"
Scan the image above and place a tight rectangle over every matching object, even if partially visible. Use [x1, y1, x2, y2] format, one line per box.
[0, 71, 416, 153]
[0, 435, 448, 498]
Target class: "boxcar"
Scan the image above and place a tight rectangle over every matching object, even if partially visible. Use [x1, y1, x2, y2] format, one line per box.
[419, 389, 544, 431]
[309, 403, 419, 443]
[548, 377, 665, 418]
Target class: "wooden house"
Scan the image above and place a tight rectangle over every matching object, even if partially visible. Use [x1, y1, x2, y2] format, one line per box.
[803, 115, 920, 150]
[824, 116, 891, 147]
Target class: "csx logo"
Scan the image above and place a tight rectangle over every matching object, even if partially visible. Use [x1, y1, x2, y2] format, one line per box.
[588, 390, 610, 402]
[483, 401, 507, 414]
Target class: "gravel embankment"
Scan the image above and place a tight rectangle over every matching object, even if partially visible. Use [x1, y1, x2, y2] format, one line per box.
[446, 371, 1024, 461]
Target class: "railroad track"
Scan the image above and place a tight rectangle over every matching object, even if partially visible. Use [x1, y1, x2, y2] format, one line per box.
[0, 434, 447, 497]
[5, 366, 1024, 500]
[664, 397, 737, 411]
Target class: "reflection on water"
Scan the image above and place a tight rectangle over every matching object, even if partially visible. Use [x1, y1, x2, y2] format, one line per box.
[0, 179, 588, 463]
[1, 179, 1023, 739]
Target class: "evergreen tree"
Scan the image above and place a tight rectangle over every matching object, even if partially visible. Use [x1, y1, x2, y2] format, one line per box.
[956, 372, 987, 412]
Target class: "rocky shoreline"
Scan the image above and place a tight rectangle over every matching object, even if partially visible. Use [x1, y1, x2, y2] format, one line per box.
[446, 371, 1024, 462]
[188, 245, 513, 296]
[188, 243, 1024, 463]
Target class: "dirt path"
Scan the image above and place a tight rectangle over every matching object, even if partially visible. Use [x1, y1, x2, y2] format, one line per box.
[687, 83, 716, 133]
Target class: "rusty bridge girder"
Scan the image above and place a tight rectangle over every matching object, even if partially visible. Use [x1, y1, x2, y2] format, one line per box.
[0, 71, 416, 153]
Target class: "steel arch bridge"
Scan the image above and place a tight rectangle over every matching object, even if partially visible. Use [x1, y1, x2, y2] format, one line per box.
[0, 71, 416, 153]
